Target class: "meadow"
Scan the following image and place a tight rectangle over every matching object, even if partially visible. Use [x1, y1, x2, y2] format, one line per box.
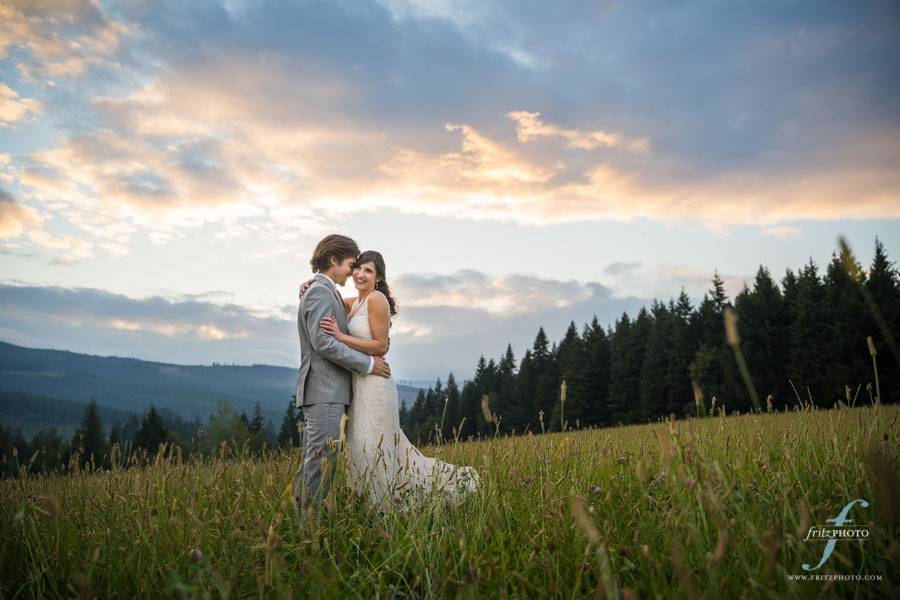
[2, 401, 898, 599]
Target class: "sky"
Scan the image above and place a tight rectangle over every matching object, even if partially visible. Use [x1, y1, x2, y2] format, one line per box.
[0, 0, 898, 382]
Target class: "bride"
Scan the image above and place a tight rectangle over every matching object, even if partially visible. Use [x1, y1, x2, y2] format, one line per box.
[305, 250, 480, 512]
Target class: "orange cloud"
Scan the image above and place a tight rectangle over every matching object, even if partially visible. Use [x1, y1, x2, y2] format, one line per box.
[0, 0, 130, 79]
[0, 193, 41, 238]
[508, 110, 650, 152]
[0, 83, 43, 128]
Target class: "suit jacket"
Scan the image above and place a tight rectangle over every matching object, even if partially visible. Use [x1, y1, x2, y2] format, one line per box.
[295, 273, 372, 408]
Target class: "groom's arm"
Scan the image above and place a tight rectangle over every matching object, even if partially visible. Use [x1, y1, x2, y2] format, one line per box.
[303, 285, 373, 374]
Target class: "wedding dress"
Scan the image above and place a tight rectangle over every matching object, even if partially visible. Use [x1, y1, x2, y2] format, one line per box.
[344, 294, 480, 511]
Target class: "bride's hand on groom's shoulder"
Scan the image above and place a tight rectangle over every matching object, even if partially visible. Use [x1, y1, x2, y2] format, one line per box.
[299, 278, 315, 299]
[320, 316, 343, 341]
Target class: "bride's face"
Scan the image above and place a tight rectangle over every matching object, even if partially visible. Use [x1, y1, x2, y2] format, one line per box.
[352, 261, 378, 293]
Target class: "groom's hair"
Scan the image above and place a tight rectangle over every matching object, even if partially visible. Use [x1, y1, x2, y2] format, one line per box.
[310, 234, 360, 273]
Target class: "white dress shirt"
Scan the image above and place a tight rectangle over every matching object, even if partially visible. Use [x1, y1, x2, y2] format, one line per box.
[319, 273, 375, 375]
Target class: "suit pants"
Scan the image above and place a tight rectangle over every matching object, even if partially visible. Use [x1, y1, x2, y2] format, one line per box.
[292, 402, 346, 511]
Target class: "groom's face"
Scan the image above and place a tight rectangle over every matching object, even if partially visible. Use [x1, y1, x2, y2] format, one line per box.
[332, 256, 357, 285]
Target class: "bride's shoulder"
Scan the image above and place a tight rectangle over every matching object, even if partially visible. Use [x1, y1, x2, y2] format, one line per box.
[367, 290, 389, 310]
[368, 290, 388, 303]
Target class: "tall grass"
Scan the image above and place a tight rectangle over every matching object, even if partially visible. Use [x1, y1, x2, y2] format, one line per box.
[2, 401, 898, 598]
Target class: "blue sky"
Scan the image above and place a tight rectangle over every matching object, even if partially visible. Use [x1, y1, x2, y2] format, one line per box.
[0, 0, 898, 381]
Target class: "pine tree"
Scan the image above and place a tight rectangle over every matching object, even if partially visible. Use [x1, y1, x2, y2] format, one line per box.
[665, 290, 696, 417]
[865, 238, 900, 402]
[511, 349, 535, 432]
[443, 373, 461, 439]
[249, 401, 264, 435]
[639, 301, 671, 421]
[134, 405, 169, 455]
[691, 274, 743, 411]
[277, 401, 300, 448]
[553, 321, 588, 430]
[73, 399, 107, 468]
[823, 251, 869, 406]
[495, 344, 517, 431]
[583, 317, 612, 426]
[787, 260, 829, 406]
[735, 267, 789, 410]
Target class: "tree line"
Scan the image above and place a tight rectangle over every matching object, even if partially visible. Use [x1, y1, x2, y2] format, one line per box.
[0, 398, 303, 477]
[400, 238, 899, 443]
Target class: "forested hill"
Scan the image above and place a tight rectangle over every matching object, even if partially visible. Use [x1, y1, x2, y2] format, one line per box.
[0, 342, 422, 426]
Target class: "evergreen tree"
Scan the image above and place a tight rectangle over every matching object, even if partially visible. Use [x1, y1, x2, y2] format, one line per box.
[735, 267, 789, 410]
[277, 401, 301, 448]
[691, 274, 743, 411]
[607, 313, 633, 424]
[443, 373, 461, 439]
[787, 260, 829, 406]
[823, 251, 869, 405]
[73, 399, 107, 468]
[665, 290, 696, 417]
[639, 301, 672, 421]
[134, 405, 169, 455]
[495, 344, 517, 431]
[583, 317, 612, 426]
[511, 349, 535, 432]
[865, 238, 900, 402]
[551, 322, 588, 430]
[109, 421, 122, 447]
[249, 401, 264, 434]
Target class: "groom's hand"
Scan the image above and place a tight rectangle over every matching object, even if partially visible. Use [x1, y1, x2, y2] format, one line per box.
[372, 356, 391, 378]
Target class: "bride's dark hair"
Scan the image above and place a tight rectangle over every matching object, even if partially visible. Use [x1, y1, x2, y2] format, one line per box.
[355, 250, 398, 318]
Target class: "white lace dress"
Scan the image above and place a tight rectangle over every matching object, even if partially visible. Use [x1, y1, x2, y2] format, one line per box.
[345, 294, 481, 511]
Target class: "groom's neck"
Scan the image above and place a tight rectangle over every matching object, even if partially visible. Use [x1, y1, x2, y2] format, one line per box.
[320, 268, 339, 285]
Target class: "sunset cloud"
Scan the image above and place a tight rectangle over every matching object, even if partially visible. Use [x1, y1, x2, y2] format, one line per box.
[0, 189, 41, 238]
[0, 83, 42, 128]
[0, 0, 130, 79]
[508, 111, 650, 152]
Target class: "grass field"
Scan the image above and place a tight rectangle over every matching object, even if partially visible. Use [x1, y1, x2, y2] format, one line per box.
[2, 402, 898, 599]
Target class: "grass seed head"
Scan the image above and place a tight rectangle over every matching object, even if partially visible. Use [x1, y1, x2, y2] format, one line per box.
[723, 307, 740, 346]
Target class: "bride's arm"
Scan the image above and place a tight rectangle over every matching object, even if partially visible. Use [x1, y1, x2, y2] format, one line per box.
[319, 292, 390, 357]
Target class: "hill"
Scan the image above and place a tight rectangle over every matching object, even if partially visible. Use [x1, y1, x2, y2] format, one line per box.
[0, 341, 422, 427]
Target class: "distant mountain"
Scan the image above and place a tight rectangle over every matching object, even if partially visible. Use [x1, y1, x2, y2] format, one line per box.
[0, 341, 422, 427]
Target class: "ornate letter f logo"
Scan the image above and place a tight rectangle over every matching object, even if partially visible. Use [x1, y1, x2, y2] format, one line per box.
[802, 498, 869, 571]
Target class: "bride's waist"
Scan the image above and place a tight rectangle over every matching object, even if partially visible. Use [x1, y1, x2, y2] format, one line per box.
[353, 372, 392, 384]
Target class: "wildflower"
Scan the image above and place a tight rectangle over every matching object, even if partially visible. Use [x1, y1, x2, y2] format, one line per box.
[591, 485, 603, 495]
[190, 548, 203, 562]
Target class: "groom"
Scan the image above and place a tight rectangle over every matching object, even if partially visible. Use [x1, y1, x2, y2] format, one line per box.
[291, 234, 391, 512]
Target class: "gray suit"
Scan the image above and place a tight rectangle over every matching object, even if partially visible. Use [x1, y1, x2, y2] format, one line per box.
[292, 273, 371, 511]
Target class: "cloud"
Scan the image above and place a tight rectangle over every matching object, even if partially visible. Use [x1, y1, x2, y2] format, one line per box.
[603, 261, 642, 277]
[0, 83, 42, 128]
[0, 273, 650, 379]
[0, 188, 41, 238]
[0, 0, 130, 79]
[508, 111, 650, 152]
[762, 225, 804, 239]
[597, 259, 754, 303]
[2, 0, 899, 261]
[0, 284, 294, 366]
